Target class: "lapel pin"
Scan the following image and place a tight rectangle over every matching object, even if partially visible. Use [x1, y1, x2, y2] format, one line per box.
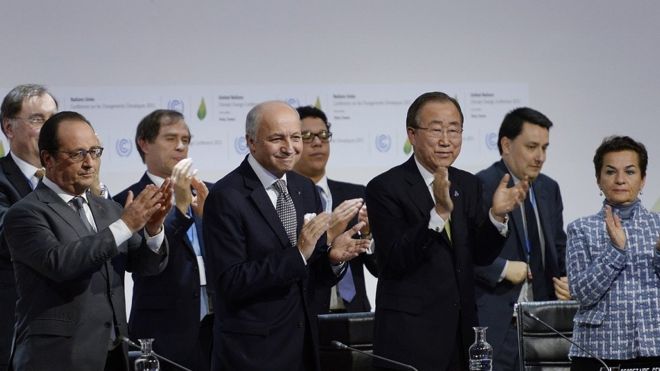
[453, 190, 459, 198]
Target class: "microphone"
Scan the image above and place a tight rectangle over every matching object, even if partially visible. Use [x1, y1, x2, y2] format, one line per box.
[521, 310, 613, 371]
[330, 340, 419, 371]
[120, 336, 193, 371]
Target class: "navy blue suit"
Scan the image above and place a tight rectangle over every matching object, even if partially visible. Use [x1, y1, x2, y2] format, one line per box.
[203, 158, 337, 371]
[114, 173, 214, 371]
[475, 160, 566, 368]
[0, 155, 34, 370]
[313, 179, 377, 313]
[366, 156, 506, 371]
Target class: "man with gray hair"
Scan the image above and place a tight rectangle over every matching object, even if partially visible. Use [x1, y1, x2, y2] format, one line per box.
[203, 101, 370, 370]
[0, 84, 57, 369]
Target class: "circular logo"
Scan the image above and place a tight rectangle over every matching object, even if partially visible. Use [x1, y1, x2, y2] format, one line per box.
[234, 136, 249, 155]
[485, 132, 498, 151]
[375, 134, 392, 153]
[286, 98, 300, 107]
[167, 99, 185, 113]
[116, 138, 132, 157]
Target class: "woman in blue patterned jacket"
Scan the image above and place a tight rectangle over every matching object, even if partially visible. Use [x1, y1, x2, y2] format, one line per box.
[567, 136, 660, 370]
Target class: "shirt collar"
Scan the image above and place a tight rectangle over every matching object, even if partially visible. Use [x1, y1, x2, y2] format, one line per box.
[247, 154, 288, 189]
[413, 156, 435, 187]
[315, 175, 330, 195]
[42, 176, 89, 204]
[10, 152, 40, 181]
[146, 171, 166, 187]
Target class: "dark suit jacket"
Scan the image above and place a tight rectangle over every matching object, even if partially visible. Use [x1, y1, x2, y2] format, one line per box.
[366, 156, 506, 371]
[203, 158, 336, 371]
[474, 160, 566, 351]
[4, 182, 168, 371]
[313, 179, 378, 313]
[0, 154, 34, 370]
[114, 173, 214, 370]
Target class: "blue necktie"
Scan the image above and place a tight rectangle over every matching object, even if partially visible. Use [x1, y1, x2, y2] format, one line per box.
[187, 215, 209, 319]
[317, 185, 356, 303]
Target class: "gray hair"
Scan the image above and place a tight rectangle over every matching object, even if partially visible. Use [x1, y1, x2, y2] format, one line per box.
[245, 103, 263, 140]
[1, 84, 58, 135]
[245, 101, 297, 139]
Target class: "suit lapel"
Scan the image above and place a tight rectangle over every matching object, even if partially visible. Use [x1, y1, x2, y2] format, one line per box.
[1, 155, 34, 197]
[241, 161, 292, 249]
[35, 184, 90, 237]
[287, 176, 305, 239]
[495, 161, 527, 257]
[402, 157, 435, 219]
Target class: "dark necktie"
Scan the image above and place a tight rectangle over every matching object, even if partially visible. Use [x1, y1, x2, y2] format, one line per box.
[272, 179, 297, 247]
[70, 196, 95, 233]
[524, 189, 540, 260]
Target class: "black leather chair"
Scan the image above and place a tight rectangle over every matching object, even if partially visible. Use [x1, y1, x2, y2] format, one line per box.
[516, 300, 579, 371]
[317, 312, 375, 371]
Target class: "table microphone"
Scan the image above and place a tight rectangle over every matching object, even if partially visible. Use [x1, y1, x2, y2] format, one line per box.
[331, 340, 419, 371]
[120, 336, 193, 371]
[522, 310, 614, 371]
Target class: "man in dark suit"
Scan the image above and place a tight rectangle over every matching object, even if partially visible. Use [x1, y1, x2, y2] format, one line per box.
[114, 109, 213, 371]
[293, 105, 377, 313]
[366, 92, 528, 371]
[4, 111, 171, 371]
[0, 84, 58, 370]
[203, 101, 370, 371]
[475, 107, 569, 371]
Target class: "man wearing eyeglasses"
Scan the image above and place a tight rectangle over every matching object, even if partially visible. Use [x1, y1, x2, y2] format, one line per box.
[474, 107, 569, 371]
[293, 105, 377, 314]
[0, 84, 57, 370]
[366, 92, 528, 371]
[4, 111, 171, 370]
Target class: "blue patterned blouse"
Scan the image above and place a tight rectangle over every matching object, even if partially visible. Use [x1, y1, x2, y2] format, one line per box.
[567, 200, 660, 359]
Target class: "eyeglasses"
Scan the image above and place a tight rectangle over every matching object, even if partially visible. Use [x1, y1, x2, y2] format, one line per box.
[13, 115, 47, 127]
[301, 130, 332, 143]
[59, 147, 104, 162]
[413, 125, 463, 140]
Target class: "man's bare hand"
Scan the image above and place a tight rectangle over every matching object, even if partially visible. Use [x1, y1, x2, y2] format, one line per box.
[433, 167, 452, 220]
[327, 198, 363, 242]
[172, 158, 195, 214]
[328, 221, 370, 264]
[553, 276, 571, 300]
[491, 174, 528, 222]
[297, 213, 331, 260]
[358, 203, 370, 236]
[145, 178, 173, 235]
[190, 177, 209, 217]
[504, 260, 528, 285]
[121, 181, 169, 234]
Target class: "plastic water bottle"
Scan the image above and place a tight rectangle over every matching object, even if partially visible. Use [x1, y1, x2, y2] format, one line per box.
[469, 326, 493, 370]
[134, 338, 160, 371]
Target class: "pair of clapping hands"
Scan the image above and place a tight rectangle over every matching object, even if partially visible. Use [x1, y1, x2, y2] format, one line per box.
[119, 158, 207, 236]
[299, 199, 371, 265]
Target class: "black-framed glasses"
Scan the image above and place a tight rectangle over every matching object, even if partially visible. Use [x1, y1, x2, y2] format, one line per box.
[301, 130, 332, 143]
[12, 115, 47, 127]
[413, 125, 463, 140]
[59, 147, 104, 162]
